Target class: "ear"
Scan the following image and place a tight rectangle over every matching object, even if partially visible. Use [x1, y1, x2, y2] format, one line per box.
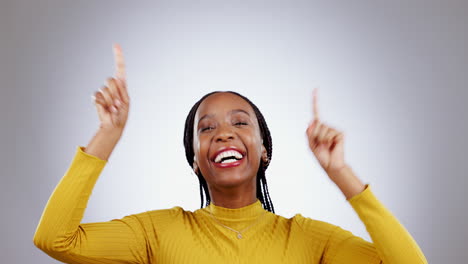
[193, 156, 199, 175]
[261, 144, 268, 161]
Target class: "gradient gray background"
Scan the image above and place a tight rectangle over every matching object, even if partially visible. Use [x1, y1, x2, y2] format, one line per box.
[2, 0, 467, 263]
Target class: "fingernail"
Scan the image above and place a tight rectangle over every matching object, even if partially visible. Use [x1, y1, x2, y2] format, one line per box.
[111, 106, 118, 113]
[91, 95, 96, 101]
[114, 99, 121, 107]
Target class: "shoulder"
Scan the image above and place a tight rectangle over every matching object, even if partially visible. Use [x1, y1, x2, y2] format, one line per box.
[144, 206, 187, 218]
[143, 205, 196, 220]
[119, 206, 193, 230]
[293, 213, 365, 246]
[292, 213, 342, 238]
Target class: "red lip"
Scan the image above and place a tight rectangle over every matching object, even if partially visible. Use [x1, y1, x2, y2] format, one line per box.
[212, 157, 244, 168]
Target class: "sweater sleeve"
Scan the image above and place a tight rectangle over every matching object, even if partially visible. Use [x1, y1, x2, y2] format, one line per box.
[33, 146, 151, 264]
[322, 184, 428, 264]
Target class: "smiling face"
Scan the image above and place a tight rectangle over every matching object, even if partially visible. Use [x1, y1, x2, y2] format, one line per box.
[192, 92, 267, 192]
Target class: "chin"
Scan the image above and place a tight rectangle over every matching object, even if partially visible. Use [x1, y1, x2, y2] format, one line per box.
[212, 173, 254, 188]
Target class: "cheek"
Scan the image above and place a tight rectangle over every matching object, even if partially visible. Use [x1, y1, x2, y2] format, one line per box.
[194, 139, 201, 154]
[193, 137, 204, 164]
[245, 134, 263, 159]
[194, 136, 210, 162]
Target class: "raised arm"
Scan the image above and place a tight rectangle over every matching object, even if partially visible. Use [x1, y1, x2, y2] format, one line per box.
[305, 88, 427, 263]
[32, 44, 149, 263]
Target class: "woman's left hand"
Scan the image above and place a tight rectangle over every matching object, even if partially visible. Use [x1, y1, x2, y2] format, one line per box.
[306, 88, 347, 176]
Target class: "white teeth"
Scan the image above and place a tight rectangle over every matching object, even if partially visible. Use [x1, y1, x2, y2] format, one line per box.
[221, 158, 238, 164]
[214, 150, 244, 163]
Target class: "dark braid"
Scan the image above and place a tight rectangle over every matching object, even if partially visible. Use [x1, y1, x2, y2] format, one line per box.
[183, 91, 275, 213]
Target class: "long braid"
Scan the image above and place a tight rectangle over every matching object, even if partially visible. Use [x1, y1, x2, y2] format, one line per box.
[262, 174, 275, 212]
[256, 171, 265, 205]
[198, 178, 204, 209]
[196, 172, 211, 207]
[183, 91, 275, 213]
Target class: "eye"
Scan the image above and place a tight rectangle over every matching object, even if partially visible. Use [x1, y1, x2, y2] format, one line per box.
[234, 122, 248, 126]
[201, 126, 214, 132]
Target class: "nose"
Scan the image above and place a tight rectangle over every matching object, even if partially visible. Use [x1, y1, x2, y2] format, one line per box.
[215, 124, 235, 142]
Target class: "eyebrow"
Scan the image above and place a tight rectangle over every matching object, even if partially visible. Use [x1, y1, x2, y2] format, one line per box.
[197, 109, 250, 124]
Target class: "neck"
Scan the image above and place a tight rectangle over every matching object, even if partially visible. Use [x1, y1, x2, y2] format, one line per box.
[208, 181, 257, 209]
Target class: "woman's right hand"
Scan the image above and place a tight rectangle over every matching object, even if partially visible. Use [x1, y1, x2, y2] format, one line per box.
[84, 44, 130, 160]
[92, 43, 130, 133]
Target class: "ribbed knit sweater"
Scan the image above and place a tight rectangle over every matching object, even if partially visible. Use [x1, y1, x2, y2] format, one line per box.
[33, 146, 428, 263]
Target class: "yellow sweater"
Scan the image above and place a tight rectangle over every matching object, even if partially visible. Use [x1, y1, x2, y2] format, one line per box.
[33, 146, 427, 263]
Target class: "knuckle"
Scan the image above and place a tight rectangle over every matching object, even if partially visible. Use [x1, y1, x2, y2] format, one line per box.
[109, 80, 117, 89]
[100, 86, 109, 93]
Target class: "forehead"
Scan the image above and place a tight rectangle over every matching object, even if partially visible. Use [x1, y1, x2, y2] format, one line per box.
[195, 92, 256, 119]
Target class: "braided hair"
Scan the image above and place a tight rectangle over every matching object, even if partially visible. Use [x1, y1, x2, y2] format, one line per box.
[183, 91, 275, 213]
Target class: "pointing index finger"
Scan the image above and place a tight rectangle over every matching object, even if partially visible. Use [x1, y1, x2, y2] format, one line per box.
[312, 87, 320, 121]
[113, 43, 126, 81]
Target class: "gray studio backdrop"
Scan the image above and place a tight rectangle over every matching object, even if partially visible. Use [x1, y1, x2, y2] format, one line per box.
[2, 0, 467, 263]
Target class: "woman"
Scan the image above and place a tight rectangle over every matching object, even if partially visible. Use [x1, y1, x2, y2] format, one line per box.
[33, 44, 428, 263]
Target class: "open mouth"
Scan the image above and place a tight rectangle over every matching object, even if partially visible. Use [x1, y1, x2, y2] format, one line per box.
[211, 148, 246, 168]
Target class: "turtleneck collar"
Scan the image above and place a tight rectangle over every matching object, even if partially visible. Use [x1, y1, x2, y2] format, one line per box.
[202, 199, 266, 220]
